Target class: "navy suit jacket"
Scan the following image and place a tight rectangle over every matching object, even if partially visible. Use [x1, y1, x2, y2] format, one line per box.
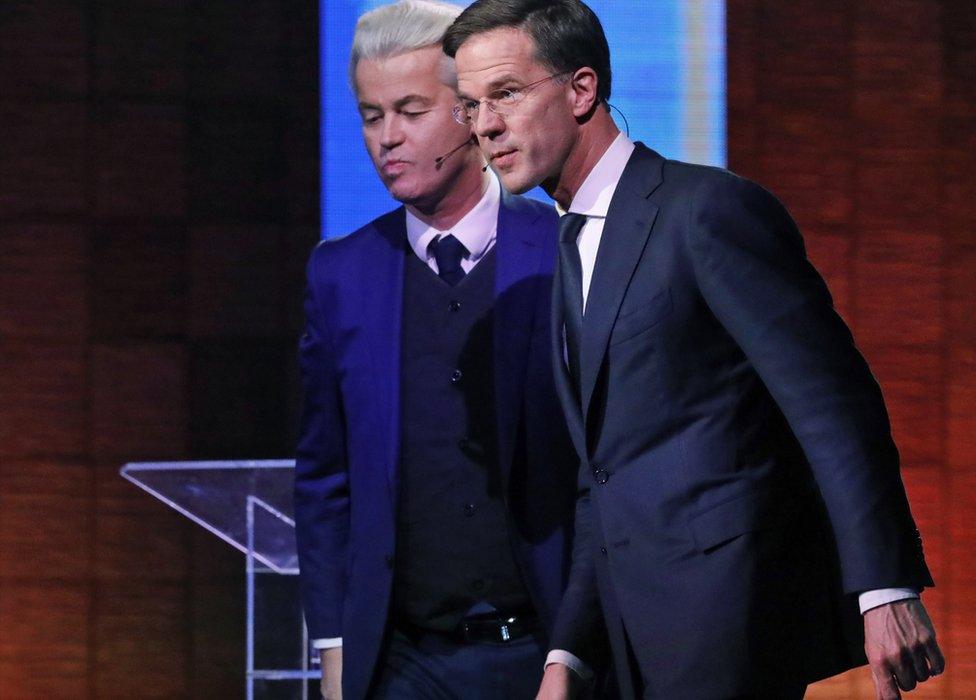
[295, 191, 580, 700]
[550, 144, 933, 698]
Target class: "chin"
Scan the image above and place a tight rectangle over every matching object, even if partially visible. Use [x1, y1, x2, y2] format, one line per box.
[391, 187, 434, 208]
[497, 169, 535, 195]
[387, 181, 420, 203]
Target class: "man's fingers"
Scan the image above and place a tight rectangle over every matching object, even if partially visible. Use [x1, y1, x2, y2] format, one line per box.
[908, 645, 930, 683]
[891, 657, 917, 692]
[925, 636, 946, 676]
[871, 663, 901, 700]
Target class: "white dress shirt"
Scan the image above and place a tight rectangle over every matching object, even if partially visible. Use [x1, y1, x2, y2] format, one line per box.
[554, 132, 918, 617]
[405, 171, 500, 272]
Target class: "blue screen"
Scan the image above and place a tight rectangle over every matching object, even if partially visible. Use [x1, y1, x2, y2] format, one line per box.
[321, 0, 725, 239]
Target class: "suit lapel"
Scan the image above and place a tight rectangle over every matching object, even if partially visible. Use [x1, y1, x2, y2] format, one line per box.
[579, 146, 663, 423]
[493, 191, 547, 488]
[362, 209, 407, 507]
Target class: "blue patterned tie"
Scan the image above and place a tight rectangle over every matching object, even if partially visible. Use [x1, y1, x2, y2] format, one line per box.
[431, 234, 468, 286]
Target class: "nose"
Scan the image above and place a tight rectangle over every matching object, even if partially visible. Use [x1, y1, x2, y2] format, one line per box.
[380, 115, 405, 149]
[473, 104, 505, 140]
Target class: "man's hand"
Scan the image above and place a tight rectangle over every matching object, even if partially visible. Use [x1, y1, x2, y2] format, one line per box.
[319, 647, 342, 700]
[536, 662, 584, 700]
[864, 598, 945, 699]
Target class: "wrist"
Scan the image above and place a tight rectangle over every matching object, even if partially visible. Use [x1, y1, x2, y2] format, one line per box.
[541, 661, 583, 699]
[544, 661, 572, 674]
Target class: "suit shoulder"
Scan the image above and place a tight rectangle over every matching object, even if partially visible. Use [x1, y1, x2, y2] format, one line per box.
[660, 158, 784, 212]
[660, 159, 801, 256]
[308, 207, 404, 270]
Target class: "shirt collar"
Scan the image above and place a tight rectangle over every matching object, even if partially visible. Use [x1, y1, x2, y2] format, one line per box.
[405, 173, 500, 263]
[555, 132, 635, 218]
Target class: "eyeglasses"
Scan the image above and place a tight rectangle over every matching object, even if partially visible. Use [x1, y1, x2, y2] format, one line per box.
[452, 72, 570, 125]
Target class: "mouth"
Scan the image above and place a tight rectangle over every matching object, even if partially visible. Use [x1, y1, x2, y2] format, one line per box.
[489, 149, 517, 169]
[382, 160, 410, 176]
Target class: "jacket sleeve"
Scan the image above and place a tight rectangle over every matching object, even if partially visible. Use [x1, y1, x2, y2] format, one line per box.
[294, 245, 350, 639]
[686, 171, 931, 594]
[547, 483, 610, 672]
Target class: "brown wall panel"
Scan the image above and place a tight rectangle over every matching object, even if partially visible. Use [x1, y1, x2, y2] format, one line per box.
[0, 582, 90, 699]
[93, 1, 187, 99]
[188, 226, 288, 339]
[0, 2, 317, 695]
[93, 463, 190, 583]
[90, 225, 187, 340]
[0, 343, 89, 459]
[92, 581, 189, 698]
[0, 2, 89, 100]
[0, 460, 93, 582]
[729, 0, 974, 696]
[853, 231, 944, 350]
[0, 102, 89, 218]
[186, 104, 289, 223]
[90, 344, 188, 460]
[947, 348, 976, 472]
[186, 1, 286, 103]
[0, 224, 89, 341]
[188, 580, 246, 697]
[93, 103, 187, 221]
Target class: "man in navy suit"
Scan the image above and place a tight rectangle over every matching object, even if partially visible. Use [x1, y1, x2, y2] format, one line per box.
[294, 2, 592, 698]
[446, 1, 945, 698]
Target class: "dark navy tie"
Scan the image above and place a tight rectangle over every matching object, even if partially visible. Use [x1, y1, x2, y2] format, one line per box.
[557, 213, 587, 393]
[431, 234, 468, 286]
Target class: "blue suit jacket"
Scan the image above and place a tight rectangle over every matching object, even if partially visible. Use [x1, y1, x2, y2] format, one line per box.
[550, 144, 933, 698]
[295, 191, 580, 700]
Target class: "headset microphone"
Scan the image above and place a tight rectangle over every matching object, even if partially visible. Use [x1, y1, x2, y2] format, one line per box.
[434, 136, 476, 166]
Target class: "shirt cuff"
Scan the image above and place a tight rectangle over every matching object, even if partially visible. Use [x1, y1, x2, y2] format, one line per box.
[858, 588, 920, 614]
[311, 637, 343, 650]
[545, 649, 593, 681]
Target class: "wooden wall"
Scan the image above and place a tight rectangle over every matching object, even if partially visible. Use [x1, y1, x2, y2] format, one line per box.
[0, 1, 318, 697]
[1, 0, 973, 697]
[728, 1, 976, 697]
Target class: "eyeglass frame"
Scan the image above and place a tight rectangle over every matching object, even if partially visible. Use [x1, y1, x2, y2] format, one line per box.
[452, 71, 573, 125]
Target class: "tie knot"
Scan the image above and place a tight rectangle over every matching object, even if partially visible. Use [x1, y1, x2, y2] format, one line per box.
[430, 234, 468, 284]
[558, 213, 587, 244]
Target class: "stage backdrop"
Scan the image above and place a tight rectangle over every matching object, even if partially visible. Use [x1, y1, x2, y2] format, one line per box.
[320, 0, 726, 239]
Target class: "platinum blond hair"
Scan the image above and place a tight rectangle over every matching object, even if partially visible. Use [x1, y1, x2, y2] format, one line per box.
[350, 0, 463, 90]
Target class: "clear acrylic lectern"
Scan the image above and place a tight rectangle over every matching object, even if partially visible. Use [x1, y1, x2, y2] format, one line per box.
[120, 460, 319, 700]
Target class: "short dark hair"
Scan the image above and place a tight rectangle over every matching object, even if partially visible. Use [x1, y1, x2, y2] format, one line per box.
[443, 0, 612, 105]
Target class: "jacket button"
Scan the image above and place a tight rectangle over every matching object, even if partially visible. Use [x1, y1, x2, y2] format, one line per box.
[593, 468, 609, 484]
[449, 300, 461, 312]
[600, 546, 607, 555]
[464, 502, 477, 517]
[384, 554, 394, 569]
[450, 369, 463, 384]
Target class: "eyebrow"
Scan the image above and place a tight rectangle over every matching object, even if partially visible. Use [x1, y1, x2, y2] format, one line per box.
[456, 73, 525, 101]
[358, 94, 434, 112]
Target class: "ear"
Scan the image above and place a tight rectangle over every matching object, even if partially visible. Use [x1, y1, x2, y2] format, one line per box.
[568, 67, 600, 118]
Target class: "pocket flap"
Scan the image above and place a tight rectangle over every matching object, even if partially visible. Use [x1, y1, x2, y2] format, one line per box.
[688, 488, 792, 553]
[609, 288, 673, 346]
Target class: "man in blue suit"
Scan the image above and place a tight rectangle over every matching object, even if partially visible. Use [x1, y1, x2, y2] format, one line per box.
[294, 2, 591, 698]
[447, 1, 945, 698]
